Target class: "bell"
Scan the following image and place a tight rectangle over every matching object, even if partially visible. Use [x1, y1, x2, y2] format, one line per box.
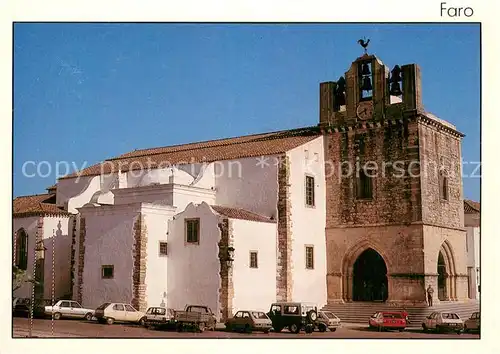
[361, 63, 371, 75]
[361, 76, 372, 91]
[390, 65, 402, 83]
[336, 76, 346, 92]
[390, 81, 402, 96]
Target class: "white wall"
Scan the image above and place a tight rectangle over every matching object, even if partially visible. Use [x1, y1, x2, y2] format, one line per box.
[167, 202, 221, 318]
[215, 156, 278, 218]
[466, 226, 480, 299]
[57, 175, 102, 213]
[143, 204, 176, 308]
[79, 204, 139, 309]
[231, 219, 277, 313]
[287, 137, 327, 307]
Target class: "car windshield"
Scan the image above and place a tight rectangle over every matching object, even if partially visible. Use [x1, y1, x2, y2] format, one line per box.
[96, 303, 110, 310]
[323, 312, 336, 319]
[251, 312, 268, 319]
[442, 313, 459, 319]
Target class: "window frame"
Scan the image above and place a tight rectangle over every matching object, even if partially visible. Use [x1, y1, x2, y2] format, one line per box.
[439, 171, 449, 201]
[101, 265, 114, 279]
[305, 245, 315, 270]
[185, 218, 200, 244]
[305, 175, 316, 207]
[356, 167, 374, 200]
[249, 251, 258, 269]
[159, 241, 168, 256]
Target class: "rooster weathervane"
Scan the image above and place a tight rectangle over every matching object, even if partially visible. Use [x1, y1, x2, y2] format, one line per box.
[358, 37, 370, 54]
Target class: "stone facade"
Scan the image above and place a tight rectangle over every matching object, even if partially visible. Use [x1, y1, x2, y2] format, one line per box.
[77, 217, 86, 304]
[132, 214, 148, 312]
[321, 54, 467, 305]
[218, 218, 234, 321]
[276, 154, 293, 301]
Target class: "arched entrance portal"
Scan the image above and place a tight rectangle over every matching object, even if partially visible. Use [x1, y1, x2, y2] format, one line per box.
[352, 248, 388, 302]
[437, 251, 447, 301]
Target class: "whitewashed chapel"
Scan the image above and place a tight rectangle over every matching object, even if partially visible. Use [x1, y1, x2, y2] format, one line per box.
[14, 128, 328, 320]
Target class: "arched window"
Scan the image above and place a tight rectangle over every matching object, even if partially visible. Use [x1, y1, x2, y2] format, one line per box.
[16, 229, 28, 270]
[439, 170, 449, 201]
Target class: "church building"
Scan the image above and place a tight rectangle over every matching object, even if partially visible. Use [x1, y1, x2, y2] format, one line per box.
[13, 51, 475, 321]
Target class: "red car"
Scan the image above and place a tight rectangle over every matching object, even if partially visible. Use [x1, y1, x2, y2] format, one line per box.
[369, 311, 406, 331]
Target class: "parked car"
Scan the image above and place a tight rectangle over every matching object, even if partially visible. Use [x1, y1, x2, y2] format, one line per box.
[144, 307, 176, 330]
[316, 310, 341, 332]
[13, 298, 50, 318]
[368, 311, 406, 331]
[94, 302, 146, 325]
[225, 310, 272, 333]
[174, 305, 217, 332]
[44, 300, 94, 320]
[422, 311, 463, 334]
[464, 312, 480, 333]
[267, 302, 318, 334]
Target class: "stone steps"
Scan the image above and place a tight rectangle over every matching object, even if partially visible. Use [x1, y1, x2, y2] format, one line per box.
[322, 301, 479, 325]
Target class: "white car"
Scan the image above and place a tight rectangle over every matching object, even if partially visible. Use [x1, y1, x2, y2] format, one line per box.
[94, 302, 146, 325]
[44, 300, 94, 320]
[422, 311, 464, 334]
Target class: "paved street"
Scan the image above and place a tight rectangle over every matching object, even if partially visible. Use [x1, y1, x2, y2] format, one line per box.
[12, 318, 480, 339]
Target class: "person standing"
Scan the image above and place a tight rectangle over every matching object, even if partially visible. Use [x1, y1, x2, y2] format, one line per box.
[427, 285, 434, 307]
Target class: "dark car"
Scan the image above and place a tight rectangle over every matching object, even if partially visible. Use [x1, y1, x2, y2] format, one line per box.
[267, 302, 318, 334]
[13, 298, 50, 318]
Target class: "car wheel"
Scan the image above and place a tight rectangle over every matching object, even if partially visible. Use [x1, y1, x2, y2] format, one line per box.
[244, 324, 252, 334]
[97, 318, 105, 324]
[263, 329, 270, 334]
[273, 326, 283, 333]
[305, 325, 313, 334]
[289, 323, 300, 334]
[198, 322, 206, 333]
[331, 328, 337, 332]
[464, 325, 469, 333]
[106, 317, 114, 325]
[318, 324, 327, 332]
[84, 313, 93, 321]
[225, 323, 232, 332]
[53, 312, 61, 320]
[139, 317, 146, 327]
[422, 324, 427, 332]
[456, 330, 462, 335]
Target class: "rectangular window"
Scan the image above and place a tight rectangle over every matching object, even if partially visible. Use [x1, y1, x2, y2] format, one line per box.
[159, 241, 168, 256]
[250, 251, 258, 268]
[357, 169, 373, 199]
[305, 175, 315, 207]
[101, 265, 114, 279]
[185, 219, 200, 244]
[305, 246, 314, 269]
[440, 174, 449, 200]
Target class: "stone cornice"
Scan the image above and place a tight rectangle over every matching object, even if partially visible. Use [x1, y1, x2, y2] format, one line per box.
[77, 202, 177, 217]
[111, 183, 216, 198]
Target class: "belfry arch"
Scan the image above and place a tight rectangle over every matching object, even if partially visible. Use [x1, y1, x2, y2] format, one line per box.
[341, 242, 391, 302]
[437, 240, 458, 301]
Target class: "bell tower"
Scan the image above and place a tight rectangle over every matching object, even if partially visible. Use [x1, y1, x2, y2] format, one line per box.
[319, 53, 424, 128]
[320, 43, 467, 306]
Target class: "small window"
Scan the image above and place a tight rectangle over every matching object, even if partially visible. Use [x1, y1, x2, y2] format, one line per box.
[305, 246, 314, 269]
[234, 311, 243, 318]
[101, 265, 114, 279]
[60, 301, 70, 308]
[186, 219, 200, 243]
[159, 241, 168, 256]
[71, 302, 82, 308]
[242, 312, 250, 318]
[249, 251, 258, 268]
[305, 175, 315, 207]
[439, 172, 449, 200]
[357, 168, 373, 199]
[113, 304, 124, 311]
[284, 306, 299, 314]
[270, 305, 281, 313]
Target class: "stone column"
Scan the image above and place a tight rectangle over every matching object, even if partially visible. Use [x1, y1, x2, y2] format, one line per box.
[218, 218, 234, 322]
[132, 214, 148, 312]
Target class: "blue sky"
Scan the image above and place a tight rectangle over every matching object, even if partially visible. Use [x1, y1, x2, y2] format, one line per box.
[13, 23, 480, 201]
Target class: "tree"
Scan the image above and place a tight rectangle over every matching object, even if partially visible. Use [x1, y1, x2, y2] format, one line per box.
[13, 265, 38, 292]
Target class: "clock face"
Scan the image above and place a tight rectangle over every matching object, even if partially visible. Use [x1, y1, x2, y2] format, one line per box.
[356, 101, 374, 120]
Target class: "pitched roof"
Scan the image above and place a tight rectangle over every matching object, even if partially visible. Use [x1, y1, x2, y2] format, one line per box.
[60, 127, 321, 179]
[13, 194, 70, 217]
[464, 200, 480, 214]
[211, 205, 276, 223]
